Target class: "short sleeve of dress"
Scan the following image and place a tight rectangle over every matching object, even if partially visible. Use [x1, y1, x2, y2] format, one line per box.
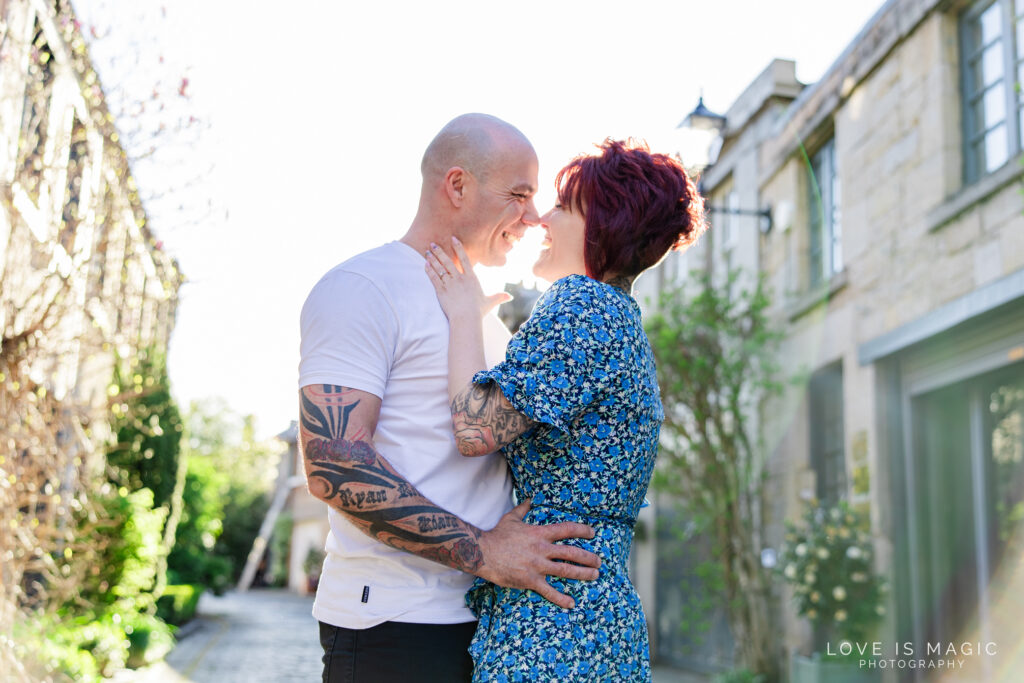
[472, 276, 629, 436]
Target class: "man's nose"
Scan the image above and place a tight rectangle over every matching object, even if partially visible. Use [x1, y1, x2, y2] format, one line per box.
[521, 198, 540, 226]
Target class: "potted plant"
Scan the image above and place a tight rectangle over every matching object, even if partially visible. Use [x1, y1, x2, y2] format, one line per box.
[776, 500, 886, 683]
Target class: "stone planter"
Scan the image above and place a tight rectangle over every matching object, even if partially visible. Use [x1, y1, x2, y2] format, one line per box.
[791, 653, 882, 683]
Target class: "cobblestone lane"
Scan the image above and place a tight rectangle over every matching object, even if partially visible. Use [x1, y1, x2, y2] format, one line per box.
[124, 590, 322, 683]
[120, 589, 707, 682]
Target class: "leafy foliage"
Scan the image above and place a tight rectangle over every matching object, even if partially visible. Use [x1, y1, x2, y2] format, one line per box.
[268, 513, 294, 587]
[166, 455, 231, 593]
[645, 269, 785, 680]
[714, 670, 768, 683]
[73, 486, 167, 615]
[107, 347, 183, 509]
[167, 401, 278, 592]
[155, 584, 203, 626]
[776, 500, 886, 645]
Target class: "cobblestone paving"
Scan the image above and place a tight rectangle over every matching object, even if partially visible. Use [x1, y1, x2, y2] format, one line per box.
[120, 588, 708, 682]
[125, 589, 321, 683]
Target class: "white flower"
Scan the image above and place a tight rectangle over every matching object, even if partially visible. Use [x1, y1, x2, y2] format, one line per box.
[832, 586, 846, 601]
[816, 547, 830, 560]
[876, 605, 886, 615]
[810, 591, 821, 603]
[846, 546, 862, 559]
[795, 543, 807, 557]
[804, 572, 816, 585]
[835, 609, 848, 622]
[784, 564, 797, 579]
[831, 508, 842, 521]
[851, 572, 867, 583]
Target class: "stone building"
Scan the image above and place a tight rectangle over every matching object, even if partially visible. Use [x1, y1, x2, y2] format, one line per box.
[641, 0, 1024, 679]
[1, 0, 181, 397]
[0, 0, 181, 566]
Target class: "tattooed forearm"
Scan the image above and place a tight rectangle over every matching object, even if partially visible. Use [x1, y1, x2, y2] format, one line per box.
[300, 384, 485, 574]
[450, 382, 535, 456]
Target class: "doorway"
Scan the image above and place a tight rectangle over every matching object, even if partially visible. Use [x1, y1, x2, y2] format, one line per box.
[906, 360, 1024, 674]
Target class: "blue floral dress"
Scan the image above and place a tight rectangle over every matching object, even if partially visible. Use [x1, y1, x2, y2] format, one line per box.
[467, 274, 663, 682]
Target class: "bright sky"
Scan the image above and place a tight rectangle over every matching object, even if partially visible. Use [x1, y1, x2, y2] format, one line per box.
[77, 0, 886, 438]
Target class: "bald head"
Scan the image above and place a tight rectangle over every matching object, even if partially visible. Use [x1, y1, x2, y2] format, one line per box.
[421, 113, 533, 184]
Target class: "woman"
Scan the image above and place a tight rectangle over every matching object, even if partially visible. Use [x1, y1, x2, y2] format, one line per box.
[425, 139, 706, 682]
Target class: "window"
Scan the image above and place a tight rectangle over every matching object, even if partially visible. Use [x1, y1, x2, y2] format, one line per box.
[59, 117, 89, 253]
[17, 19, 56, 203]
[706, 179, 738, 284]
[721, 189, 739, 252]
[960, 0, 1024, 183]
[807, 138, 842, 288]
[809, 362, 846, 505]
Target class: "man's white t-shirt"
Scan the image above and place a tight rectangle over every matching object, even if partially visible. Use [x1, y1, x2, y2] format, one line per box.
[298, 241, 514, 628]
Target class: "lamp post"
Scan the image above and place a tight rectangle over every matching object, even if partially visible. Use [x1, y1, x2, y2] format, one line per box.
[680, 94, 726, 132]
[677, 95, 774, 234]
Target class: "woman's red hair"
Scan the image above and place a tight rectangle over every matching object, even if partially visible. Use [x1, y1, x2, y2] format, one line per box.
[556, 139, 707, 282]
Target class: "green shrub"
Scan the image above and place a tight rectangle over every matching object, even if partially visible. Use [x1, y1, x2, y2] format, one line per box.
[21, 607, 174, 680]
[74, 485, 167, 615]
[713, 669, 768, 683]
[217, 481, 271, 581]
[34, 636, 100, 682]
[15, 614, 103, 682]
[268, 512, 293, 587]
[107, 347, 183, 510]
[48, 613, 130, 679]
[776, 500, 886, 646]
[123, 611, 175, 668]
[155, 583, 203, 625]
[167, 456, 232, 592]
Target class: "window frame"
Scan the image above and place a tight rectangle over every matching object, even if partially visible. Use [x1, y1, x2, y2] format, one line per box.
[960, 0, 1024, 184]
[809, 361, 848, 506]
[806, 136, 842, 289]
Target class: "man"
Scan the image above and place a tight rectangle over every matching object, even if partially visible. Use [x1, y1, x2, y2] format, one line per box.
[298, 113, 601, 683]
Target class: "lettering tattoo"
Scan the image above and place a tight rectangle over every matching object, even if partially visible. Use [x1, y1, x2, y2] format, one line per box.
[417, 515, 460, 533]
[300, 384, 484, 573]
[450, 383, 536, 456]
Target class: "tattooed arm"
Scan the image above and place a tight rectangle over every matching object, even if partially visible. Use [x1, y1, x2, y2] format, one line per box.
[424, 239, 536, 456]
[299, 383, 601, 608]
[449, 383, 534, 456]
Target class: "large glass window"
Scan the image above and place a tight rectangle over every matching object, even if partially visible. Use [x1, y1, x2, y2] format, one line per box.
[808, 138, 842, 288]
[906, 362, 1024, 667]
[809, 362, 846, 505]
[961, 0, 1024, 182]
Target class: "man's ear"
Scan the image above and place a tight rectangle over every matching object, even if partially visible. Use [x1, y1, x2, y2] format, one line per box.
[444, 166, 470, 207]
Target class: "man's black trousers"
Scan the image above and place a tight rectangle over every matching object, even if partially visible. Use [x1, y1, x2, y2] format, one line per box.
[319, 620, 476, 682]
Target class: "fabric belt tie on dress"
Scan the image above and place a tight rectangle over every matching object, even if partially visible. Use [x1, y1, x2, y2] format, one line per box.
[529, 502, 636, 529]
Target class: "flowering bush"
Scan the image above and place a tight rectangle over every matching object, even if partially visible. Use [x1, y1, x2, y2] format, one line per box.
[776, 500, 886, 644]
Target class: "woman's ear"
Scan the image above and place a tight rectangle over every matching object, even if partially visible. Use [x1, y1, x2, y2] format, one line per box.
[444, 166, 470, 207]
